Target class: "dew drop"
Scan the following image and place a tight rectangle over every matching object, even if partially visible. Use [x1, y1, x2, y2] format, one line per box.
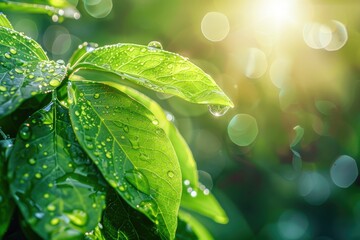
[66, 209, 88, 226]
[147, 41, 163, 50]
[105, 152, 112, 159]
[4, 53, 11, 59]
[125, 169, 151, 195]
[35, 173, 42, 179]
[190, 190, 197, 197]
[28, 158, 36, 165]
[49, 79, 61, 87]
[152, 119, 159, 125]
[208, 105, 230, 117]
[47, 204, 56, 211]
[167, 171, 175, 178]
[19, 123, 32, 140]
[93, 93, 100, 99]
[0, 86, 7, 92]
[50, 218, 60, 225]
[9, 48, 17, 54]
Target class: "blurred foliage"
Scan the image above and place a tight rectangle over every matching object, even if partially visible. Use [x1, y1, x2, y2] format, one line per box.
[3, 0, 360, 239]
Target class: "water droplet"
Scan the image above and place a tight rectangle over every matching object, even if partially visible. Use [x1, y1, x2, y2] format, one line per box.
[43, 193, 50, 198]
[50, 218, 60, 225]
[93, 93, 100, 99]
[152, 119, 159, 125]
[129, 137, 140, 149]
[35, 173, 42, 179]
[0, 86, 6, 92]
[56, 59, 65, 65]
[47, 204, 56, 211]
[19, 123, 32, 140]
[105, 152, 112, 159]
[184, 179, 190, 186]
[66, 209, 88, 226]
[147, 41, 163, 50]
[125, 169, 151, 195]
[9, 48, 17, 54]
[49, 79, 61, 87]
[4, 53, 11, 59]
[138, 200, 159, 221]
[15, 68, 24, 74]
[208, 105, 230, 117]
[28, 158, 36, 165]
[52, 14, 59, 22]
[86, 43, 98, 53]
[167, 171, 174, 178]
[119, 184, 127, 191]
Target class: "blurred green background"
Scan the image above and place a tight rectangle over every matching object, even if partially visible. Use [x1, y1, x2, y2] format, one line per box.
[4, 0, 360, 239]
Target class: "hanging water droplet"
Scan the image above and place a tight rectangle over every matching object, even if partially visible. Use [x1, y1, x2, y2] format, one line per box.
[208, 105, 230, 117]
[167, 171, 175, 178]
[125, 169, 151, 195]
[19, 123, 32, 140]
[147, 41, 163, 50]
[66, 209, 88, 226]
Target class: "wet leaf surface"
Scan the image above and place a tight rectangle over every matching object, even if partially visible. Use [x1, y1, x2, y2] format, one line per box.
[69, 81, 182, 239]
[0, 26, 66, 118]
[71, 43, 233, 107]
[8, 101, 106, 239]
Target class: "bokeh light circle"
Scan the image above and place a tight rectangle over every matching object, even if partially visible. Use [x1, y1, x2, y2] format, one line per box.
[227, 114, 259, 147]
[84, 0, 113, 18]
[298, 171, 330, 205]
[201, 12, 230, 42]
[270, 57, 292, 88]
[330, 155, 358, 188]
[325, 20, 348, 51]
[303, 22, 332, 49]
[277, 210, 309, 240]
[243, 48, 268, 79]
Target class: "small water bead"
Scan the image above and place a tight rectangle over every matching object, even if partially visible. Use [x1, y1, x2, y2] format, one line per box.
[125, 169, 151, 195]
[167, 171, 175, 178]
[19, 124, 32, 140]
[9, 48, 17, 54]
[28, 158, 36, 165]
[49, 79, 61, 87]
[152, 119, 159, 125]
[4, 53, 11, 59]
[0, 86, 7, 92]
[105, 152, 112, 159]
[93, 93, 100, 99]
[50, 218, 60, 225]
[47, 204, 56, 211]
[44, 193, 50, 198]
[190, 190, 197, 197]
[147, 41, 163, 50]
[208, 105, 230, 117]
[66, 209, 88, 226]
[35, 173, 42, 179]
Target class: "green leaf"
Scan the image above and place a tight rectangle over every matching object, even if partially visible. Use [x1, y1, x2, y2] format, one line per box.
[68, 81, 182, 240]
[177, 210, 213, 240]
[101, 81, 228, 224]
[68, 42, 98, 68]
[0, 27, 67, 118]
[8, 101, 107, 239]
[0, 13, 13, 29]
[87, 189, 160, 240]
[0, 1, 80, 20]
[71, 43, 233, 107]
[0, 138, 14, 238]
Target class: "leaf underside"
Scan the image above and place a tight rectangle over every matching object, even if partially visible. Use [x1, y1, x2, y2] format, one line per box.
[0, 27, 66, 118]
[68, 81, 182, 240]
[72, 43, 233, 107]
[8, 101, 107, 239]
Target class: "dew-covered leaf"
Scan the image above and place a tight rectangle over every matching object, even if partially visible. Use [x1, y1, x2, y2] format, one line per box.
[0, 27, 67, 118]
[0, 138, 14, 238]
[0, 13, 13, 29]
[101, 81, 228, 224]
[68, 42, 98, 68]
[71, 43, 233, 107]
[68, 81, 182, 239]
[8, 101, 107, 239]
[0, 1, 80, 20]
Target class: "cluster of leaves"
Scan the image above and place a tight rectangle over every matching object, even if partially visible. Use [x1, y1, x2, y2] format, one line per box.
[0, 9, 233, 240]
